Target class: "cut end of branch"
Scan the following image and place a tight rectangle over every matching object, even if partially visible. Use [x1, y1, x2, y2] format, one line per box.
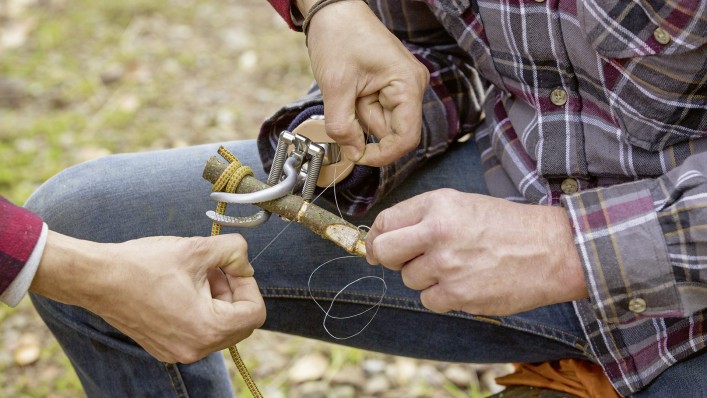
[203, 156, 228, 184]
[324, 224, 367, 257]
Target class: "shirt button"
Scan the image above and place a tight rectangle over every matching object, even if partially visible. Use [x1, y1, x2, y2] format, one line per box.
[653, 27, 671, 45]
[561, 178, 578, 194]
[629, 298, 647, 314]
[550, 88, 568, 106]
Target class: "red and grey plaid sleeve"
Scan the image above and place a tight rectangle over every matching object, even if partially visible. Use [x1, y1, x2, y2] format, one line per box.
[562, 153, 707, 324]
[0, 197, 44, 297]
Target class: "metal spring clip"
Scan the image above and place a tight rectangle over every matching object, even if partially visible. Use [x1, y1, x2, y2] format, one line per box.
[207, 130, 328, 228]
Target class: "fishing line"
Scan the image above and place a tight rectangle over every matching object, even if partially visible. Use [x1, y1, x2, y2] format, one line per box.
[307, 255, 386, 340]
[306, 119, 386, 340]
[249, 161, 354, 265]
[249, 112, 387, 340]
[251, 123, 368, 264]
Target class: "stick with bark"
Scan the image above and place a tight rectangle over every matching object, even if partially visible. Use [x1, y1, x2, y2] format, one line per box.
[203, 156, 367, 257]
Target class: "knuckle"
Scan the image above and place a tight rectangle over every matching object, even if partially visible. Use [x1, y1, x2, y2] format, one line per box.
[432, 188, 457, 200]
[319, 70, 346, 90]
[325, 120, 351, 139]
[400, 134, 421, 153]
[241, 328, 256, 341]
[154, 352, 173, 363]
[230, 233, 248, 255]
[447, 284, 468, 306]
[183, 237, 211, 257]
[420, 291, 445, 313]
[428, 250, 450, 273]
[176, 349, 202, 364]
[400, 269, 417, 290]
[418, 64, 430, 82]
[251, 305, 267, 329]
[426, 216, 449, 242]
[373, 208, 394, 233]
[412, 57, 429, 77]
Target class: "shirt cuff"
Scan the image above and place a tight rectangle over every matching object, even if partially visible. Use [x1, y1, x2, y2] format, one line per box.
[0, 222, 48, 307]
[561, 180, 683, 324]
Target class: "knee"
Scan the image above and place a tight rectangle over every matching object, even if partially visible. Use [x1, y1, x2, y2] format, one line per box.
[24, 157, 119, 236]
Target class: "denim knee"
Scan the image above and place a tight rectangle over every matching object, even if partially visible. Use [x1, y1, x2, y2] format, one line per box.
[25, 157, 121, 238]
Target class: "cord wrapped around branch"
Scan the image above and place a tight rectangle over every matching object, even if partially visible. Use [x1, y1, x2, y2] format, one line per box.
[203, 153, 367, 257]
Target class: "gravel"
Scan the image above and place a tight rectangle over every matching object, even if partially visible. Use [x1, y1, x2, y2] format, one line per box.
[1, 0, 514, 396]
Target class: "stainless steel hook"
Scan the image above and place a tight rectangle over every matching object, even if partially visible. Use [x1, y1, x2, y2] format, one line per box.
[208, 128, 327, 228]
[210, 156, 299, 204]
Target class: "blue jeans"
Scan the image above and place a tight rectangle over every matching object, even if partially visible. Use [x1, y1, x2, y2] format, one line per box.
[25, 140, 704, 397]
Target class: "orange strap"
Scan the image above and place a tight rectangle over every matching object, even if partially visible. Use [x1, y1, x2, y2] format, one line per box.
[495, 359, 619, 398]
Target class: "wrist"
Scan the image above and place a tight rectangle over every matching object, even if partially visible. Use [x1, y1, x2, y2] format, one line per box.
[30, 231, 112, 307]
[548, 206, 589, 302]
[301, 0, 370, 45]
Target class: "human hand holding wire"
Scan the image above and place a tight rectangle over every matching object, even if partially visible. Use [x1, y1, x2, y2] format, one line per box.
[299, 0, 429, 166]
[364, 189, 589, 316]
[31, 232, 266, 364]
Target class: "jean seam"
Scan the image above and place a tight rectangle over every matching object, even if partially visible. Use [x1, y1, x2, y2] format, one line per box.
[261, 287, 593, 358]
[162, 363, 189, 398]
[30, 293, 145, 356]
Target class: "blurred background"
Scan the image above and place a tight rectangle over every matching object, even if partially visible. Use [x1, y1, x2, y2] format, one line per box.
[0, 0, 512, 396]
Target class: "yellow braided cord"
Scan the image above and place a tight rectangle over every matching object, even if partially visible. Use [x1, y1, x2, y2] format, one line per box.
[229, 345, 263, 398]
[218, 145, 238, 163]
[210, 146, 263, 398]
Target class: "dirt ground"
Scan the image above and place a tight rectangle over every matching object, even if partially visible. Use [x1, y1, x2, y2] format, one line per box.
[0, 0, 513, 396]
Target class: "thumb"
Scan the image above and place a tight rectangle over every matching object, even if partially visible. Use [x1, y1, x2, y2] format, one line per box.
[205, 234, 254, 278]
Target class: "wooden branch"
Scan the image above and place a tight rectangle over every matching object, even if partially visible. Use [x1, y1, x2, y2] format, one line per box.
[203, 156, 367, 257]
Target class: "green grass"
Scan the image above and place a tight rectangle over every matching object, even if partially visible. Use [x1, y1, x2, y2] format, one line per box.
[1, 0, 310, 396]
[1, 0, 499, 396]
[0, 0, 162, 204]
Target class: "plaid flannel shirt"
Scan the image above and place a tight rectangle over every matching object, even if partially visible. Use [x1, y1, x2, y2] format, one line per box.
[0, 197, 43, 300]
[265, 0, 706, 395]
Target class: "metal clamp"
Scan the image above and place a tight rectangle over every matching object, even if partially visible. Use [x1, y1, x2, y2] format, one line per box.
[208, 129, 329, 228]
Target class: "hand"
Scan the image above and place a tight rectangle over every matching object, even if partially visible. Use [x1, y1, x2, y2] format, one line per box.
[31, 232, 266, 363]
[365, 189, 588, 316]
[301, 0, 429, 166]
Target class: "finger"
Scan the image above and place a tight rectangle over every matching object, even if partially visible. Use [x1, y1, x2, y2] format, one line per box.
[211, 277, 266, 346]
[227, 277, 266, 326]
[366, 192, 433, 264]
[355, 94, 391, 141]
[400, 256, 437, 291]
[372, 225, 427, 270]
[208, 234, 254, 277]
[207, 268, 233, 302]
[420, 285, 453, 313]
[356, 100, 422, 166]
[321, 83, 366, 162]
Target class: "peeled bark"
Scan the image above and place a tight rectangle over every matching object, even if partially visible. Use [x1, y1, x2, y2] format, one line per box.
[203, 156, 366, 257]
